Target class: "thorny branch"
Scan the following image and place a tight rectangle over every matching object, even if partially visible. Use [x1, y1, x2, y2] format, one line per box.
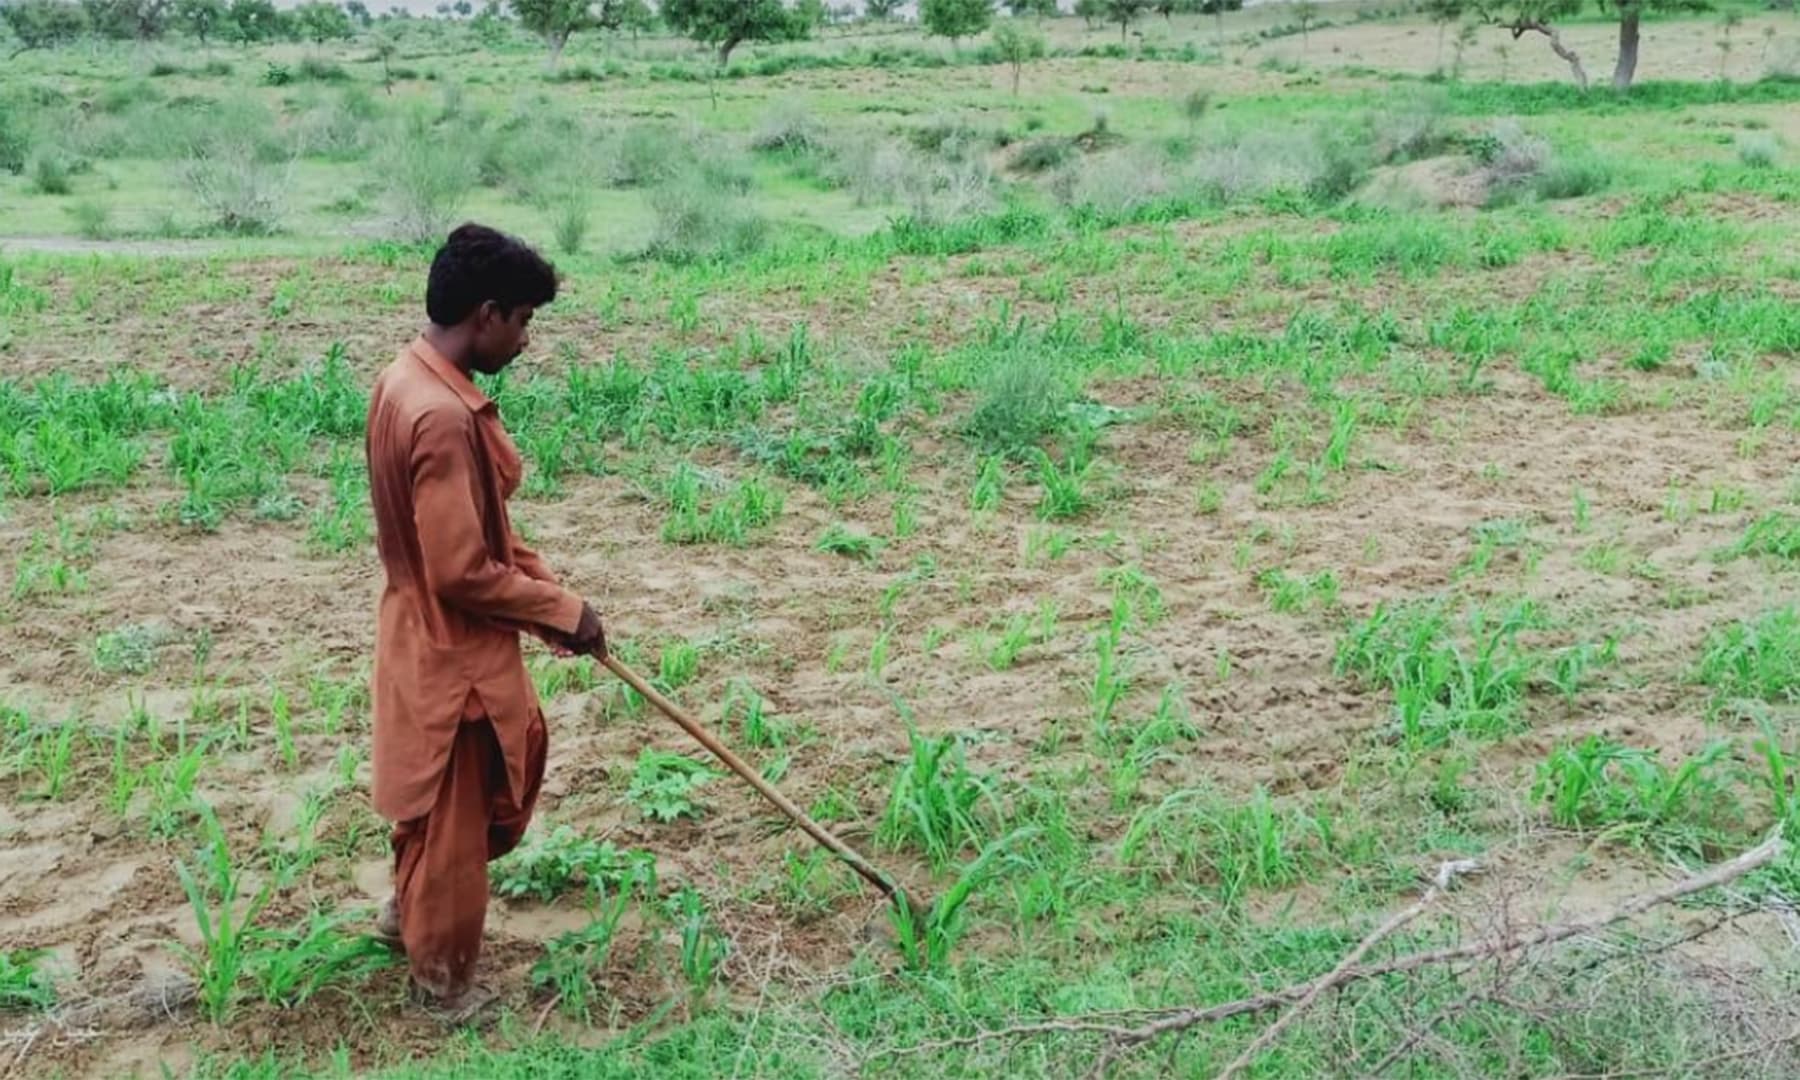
[877, 835, 1785, 1077]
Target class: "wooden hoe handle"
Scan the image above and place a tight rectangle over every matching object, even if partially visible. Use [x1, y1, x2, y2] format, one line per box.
[601, 655, 908, 906]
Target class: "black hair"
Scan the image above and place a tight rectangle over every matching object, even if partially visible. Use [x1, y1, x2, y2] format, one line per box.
[425, 223, 559, 326]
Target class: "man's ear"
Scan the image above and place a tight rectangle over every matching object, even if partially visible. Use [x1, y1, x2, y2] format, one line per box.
[474, 299, 499, 331]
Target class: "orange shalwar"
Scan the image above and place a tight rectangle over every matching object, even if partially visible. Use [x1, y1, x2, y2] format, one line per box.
[366, 336, 584, 996]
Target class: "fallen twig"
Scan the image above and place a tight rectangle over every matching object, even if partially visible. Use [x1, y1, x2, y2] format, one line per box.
[1214, 859, 1480, 1080]
[877, 835, 1783, 1075]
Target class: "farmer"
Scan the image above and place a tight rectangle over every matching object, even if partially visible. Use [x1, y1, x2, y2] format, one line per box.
[364, 223, 605, 1021]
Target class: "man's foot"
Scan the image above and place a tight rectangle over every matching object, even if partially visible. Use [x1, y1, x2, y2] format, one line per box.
[408, 980, 497, 1026]
[373, 895, 403, 951]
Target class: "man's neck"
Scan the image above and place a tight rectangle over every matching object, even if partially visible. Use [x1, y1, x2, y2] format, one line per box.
[422, 325, 476, 378]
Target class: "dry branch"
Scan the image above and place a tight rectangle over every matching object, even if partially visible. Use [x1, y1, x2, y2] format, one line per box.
[879, 835, 1784, 1075]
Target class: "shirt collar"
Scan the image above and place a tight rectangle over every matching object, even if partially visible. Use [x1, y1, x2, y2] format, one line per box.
[409, 335, 493, 414]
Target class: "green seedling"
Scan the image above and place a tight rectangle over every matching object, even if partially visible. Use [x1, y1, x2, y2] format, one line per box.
[627, 749, 719, 823]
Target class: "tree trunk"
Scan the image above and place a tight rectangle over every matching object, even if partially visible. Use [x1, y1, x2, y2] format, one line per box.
[1612, 5, 1639, 90]
[1012, 61, 1021, 94]
[1513, 21, 1588, 92]
[1214, 8, 1223, 46]
[718, 33, 742, 66]
[1119, 20, 1127, 42]
[546, 30, 566, 70]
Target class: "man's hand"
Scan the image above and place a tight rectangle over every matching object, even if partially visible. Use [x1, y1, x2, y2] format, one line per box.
[565, 602, 606, 659]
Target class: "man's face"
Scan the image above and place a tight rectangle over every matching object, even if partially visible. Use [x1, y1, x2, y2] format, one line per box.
[470, 302, 536, 375]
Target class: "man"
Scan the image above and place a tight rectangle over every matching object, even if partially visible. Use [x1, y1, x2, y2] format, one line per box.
[365, 223, 605, 1021]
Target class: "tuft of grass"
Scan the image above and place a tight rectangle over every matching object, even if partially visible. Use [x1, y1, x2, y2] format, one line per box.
[878, 726, 997, 871]
[1735, 131, 1779, 168]
[1697, 607, 1800, 716]
[816, 523, 881, 563]
[1532, 737, 1740, 856]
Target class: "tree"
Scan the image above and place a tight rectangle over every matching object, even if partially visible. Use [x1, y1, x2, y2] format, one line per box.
[1152, 0, 1191, 20]
[793, 0, 826, 33]
[1292, 0, 1317, 54]
[509, 0, 591, 68]
[2, 0, 88, 54]
[613, 0, 654, 39]
[344, 0, 370, 24]
[1459, 0, 1709, 91]
[920, 0, 993, 49]
[293, 0, 351, 42]
[991, 20, 1044, 94]
[866, 0, 902, 17]
[1007, 0, 1056, 18]
[661, 0, 805, 65]
[373, 26, 398, 91]
[1101, 0, 1149, 42]
[1425, 0, 1459, 70]
[81, 0, 171, 39]
[225, 0, 278, 43]
[1197, 0, 1240, 45]
[175, 0, 224, 41]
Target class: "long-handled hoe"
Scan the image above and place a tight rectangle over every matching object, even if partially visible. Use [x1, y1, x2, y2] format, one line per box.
[599, 654, 930, 932]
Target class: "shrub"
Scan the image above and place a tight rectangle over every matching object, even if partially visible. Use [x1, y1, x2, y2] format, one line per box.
[1053, 148, 1172, 214]
[373, 112, 477, 244]
[645, 174, 766, 263]
[1373, 90, 1451, 162]
[0, 101, 28, 175]
[1476, 121, 1608, 204]
[1736, 131, 1779, 168]
[179, 136, 289, 235]
[824, 132, 910, 205]
[1011, 137, 1073, 174]
[28, 151, 74, 195]
[899, 156, 996, 226]
[67, 199, 112, 240]
[966, 347, 1073, 457]
[1184, 123, 1373, 205]
[610, 122, 688, 187]
[751, 101, 823, 155]
[547, 188, 590, 255]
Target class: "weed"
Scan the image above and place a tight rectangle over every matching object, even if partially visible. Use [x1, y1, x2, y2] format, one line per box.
[244, 908, 392, 1009]
[492, 825, 657, 903]
[1336, 598, 1539, 748]
[891, 828, 1031, 974]
[816, 523, 881, 563]
[1532, 737, 1740, 855]
[531, 862, 648, 1021]
[170, 805, 275, 1024]
[668, 886, 727, 1007]
[0, 950, 56, 1011]
[1697, 607, 1800, 715]
[879, 726, 997, 871]
[626, 749, 718, 823]
[94, 623, 170, 675]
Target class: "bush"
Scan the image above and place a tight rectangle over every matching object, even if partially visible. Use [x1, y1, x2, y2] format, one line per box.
[824, 133, 911, 205]
[67, 199, 112, 239]
[1183, 123, 1374, 206]
[610, 122, 687, 187]
[1373, 90, 1451, 163]
[180, 135, 289, 236]
[899, 156, 997, 227]
[28, 151, 73, 195]
[1476, 121, 1608, 204]
[0, 102, 28, 175]
[645, 175, 766, 264]
[374, 113, 478, 244]
[1736, 131, 1780, 168]
[547, 189, 590, 255]
[966, 348, 1073, 457]
[297, 58, 350, 83]
[293, 87, 380, 161]
[1053, 148, 1173, 214]
[1011, 137, 1073, 174]
[150, 61, 183, 78]
[751, 101, 823, 155]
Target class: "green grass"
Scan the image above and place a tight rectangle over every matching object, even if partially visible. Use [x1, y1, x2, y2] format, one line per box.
[11, 13, 1800, 1079]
